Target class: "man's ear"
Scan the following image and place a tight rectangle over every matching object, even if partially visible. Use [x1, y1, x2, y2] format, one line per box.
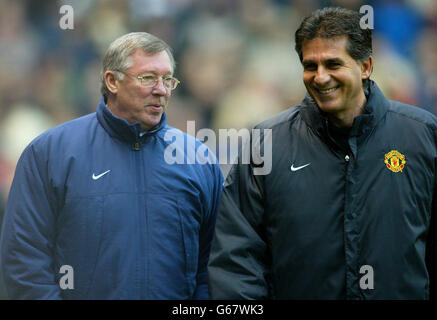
[105, 71, 119, 94]
[361, 56, 373, 80]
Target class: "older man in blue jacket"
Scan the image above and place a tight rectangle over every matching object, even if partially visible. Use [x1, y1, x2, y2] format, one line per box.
[1, 32, 223, 299]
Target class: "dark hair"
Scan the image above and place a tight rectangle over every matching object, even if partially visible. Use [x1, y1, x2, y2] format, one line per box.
[295, 7, 372, 63]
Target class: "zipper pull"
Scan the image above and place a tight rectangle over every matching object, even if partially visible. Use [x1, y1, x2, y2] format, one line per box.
[132, 141, 141, 151]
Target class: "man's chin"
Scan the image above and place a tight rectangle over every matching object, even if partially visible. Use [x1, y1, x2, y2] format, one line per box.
[140, 114, 163, 131]
[314, 99, 340, 114]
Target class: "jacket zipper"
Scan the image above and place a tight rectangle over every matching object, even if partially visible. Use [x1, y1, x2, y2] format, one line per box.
[133, 139, 146, 299]
[343, 153, 354, 299]
[343, 147, 363, 299]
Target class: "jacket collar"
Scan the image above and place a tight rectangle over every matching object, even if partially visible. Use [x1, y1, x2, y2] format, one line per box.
[300, 80, 389, 138]
[96, 96, 167, 143]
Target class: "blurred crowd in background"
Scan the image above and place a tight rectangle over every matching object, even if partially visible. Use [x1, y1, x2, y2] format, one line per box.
[0, 0, 437, 215]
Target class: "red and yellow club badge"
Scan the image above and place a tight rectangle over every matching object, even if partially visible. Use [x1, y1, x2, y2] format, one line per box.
[384, 150, 406, 173]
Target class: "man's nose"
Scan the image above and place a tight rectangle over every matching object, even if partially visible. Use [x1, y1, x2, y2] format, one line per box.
[152, 78, 167, 95]
[314, 67, 330, 86]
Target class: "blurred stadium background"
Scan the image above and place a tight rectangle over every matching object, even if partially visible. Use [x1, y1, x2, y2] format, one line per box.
[0, 0, 437, 217]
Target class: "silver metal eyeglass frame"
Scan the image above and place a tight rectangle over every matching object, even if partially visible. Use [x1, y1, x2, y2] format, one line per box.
[114, 70, 180, 90]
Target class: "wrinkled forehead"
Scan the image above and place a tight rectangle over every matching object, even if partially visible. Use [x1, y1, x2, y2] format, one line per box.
[126, 49, 174, 74]
[301, 36, 351, 62]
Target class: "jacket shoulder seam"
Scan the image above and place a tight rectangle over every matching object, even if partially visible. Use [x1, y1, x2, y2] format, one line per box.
[386, 109, 437, 130]
[254, 106, 302, 130]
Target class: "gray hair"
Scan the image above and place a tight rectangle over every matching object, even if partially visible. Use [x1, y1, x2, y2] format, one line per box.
[100, 32, 175, 97]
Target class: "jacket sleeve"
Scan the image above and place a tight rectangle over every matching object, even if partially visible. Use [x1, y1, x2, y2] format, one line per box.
[193, 163, 224, 299]
[426, 164, 437, 301]
[0, 143, 62, 299]
[208, 153, 271, 299]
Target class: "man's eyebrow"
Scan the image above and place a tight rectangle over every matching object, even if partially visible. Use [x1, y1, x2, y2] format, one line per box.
[302, 58, 344, 66]
[302, 59, 316, 67]
[137, 70, 173, 76]
[325, 58, 344, 64]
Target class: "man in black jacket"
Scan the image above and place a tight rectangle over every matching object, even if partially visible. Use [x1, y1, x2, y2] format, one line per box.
[208, 7, 437, 299]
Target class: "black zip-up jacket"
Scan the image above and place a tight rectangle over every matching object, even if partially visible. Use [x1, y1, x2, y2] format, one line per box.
[208, 81, 437, 299]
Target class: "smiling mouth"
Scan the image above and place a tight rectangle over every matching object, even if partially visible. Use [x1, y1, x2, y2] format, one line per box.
[316, 86, 340, 94]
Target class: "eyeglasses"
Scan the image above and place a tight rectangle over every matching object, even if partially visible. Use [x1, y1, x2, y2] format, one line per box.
[115, 70, 180, 90]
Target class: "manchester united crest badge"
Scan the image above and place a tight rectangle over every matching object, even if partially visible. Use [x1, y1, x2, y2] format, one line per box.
[384, 150, 406, 173]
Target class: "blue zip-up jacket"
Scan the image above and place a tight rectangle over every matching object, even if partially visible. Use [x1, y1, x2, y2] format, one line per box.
[0, 97, 223, 299]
